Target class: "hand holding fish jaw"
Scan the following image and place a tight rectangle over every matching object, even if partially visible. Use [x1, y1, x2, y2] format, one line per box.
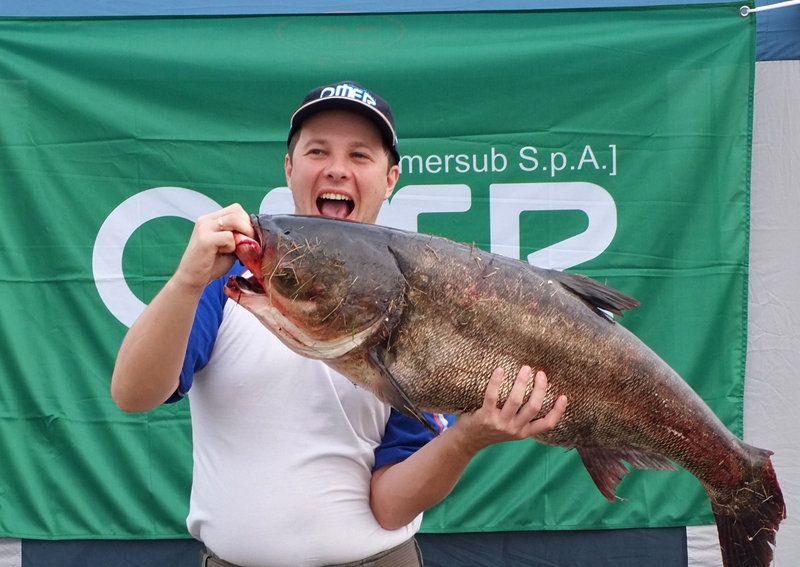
[448, 366, 568, 457]
[173, 204, 255, 292]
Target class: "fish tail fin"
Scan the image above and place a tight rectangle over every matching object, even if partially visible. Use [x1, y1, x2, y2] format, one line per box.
[707, 450, 785, 567]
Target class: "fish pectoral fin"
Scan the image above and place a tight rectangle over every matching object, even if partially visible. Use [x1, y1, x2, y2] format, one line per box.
[547, 270, 640, 320]
[368, 346, 438, 436]
[577, 447, 676, 502]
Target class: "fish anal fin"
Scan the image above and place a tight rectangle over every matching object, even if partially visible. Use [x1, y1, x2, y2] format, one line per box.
[368, 346, 438, 436]
[577, 446, 676, 502]
[546, 270, 640, 319]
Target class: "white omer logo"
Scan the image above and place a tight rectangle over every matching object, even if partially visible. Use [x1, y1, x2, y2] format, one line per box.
[319, 84, 377, 106]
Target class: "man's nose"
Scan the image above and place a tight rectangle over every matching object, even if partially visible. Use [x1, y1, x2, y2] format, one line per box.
[324, 154, 350, 180]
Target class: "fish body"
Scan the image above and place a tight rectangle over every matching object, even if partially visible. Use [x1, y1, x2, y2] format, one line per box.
[225, 214, 784, 567]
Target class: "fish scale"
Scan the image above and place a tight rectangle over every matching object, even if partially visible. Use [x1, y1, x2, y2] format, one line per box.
[226, 214, 785, 567]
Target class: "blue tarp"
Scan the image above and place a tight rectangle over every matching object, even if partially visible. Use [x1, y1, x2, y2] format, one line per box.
[4, 0, 798, 60]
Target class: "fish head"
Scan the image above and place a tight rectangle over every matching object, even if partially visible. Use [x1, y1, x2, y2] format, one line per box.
[224, 214, 404, 361]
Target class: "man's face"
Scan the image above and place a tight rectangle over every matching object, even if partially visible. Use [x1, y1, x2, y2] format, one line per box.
[285, 109, 400, 225]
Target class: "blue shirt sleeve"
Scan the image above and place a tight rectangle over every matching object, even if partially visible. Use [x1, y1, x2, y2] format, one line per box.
[165, 262, 243, 403]
[373, 410, 455, 469]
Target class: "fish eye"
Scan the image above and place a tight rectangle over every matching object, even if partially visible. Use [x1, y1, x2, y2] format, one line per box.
[269, 263, 321, 300]
[274, 269, 299, 287]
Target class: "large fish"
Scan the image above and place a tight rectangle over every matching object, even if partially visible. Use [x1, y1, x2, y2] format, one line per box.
[225, 214, 784, 567]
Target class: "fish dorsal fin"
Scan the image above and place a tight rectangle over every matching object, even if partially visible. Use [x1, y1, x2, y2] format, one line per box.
[368, 346, 438, 436]
[546, 270, 640, 320]
[576, 446, 676, 501]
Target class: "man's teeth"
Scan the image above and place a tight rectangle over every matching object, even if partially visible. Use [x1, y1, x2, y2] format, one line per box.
[320, 193, 352, 201]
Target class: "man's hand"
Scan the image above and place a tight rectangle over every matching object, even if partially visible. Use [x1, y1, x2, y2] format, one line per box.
[173, 203, 255, 292]
[369, 366, 566, 529]
[448, 366, 568, 457]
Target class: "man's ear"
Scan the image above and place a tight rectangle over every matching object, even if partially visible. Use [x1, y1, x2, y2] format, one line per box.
[384, 164, 400, 200]
[284, 154, 292, 188]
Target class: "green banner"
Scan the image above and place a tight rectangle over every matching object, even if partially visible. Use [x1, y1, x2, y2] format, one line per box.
[0, 5, 754, 538]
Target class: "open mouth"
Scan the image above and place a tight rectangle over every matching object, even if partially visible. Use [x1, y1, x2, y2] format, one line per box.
[228, 273, 265, 295]
[317, 192, 354, 219]
[225, 271, 267, 305]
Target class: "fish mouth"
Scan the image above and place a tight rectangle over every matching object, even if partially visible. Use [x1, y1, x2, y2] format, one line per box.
[316, 192, 355, 220]
[232, 217, 273, 283]
[228, 219, 270, 298]
[227, 273, 265, 295]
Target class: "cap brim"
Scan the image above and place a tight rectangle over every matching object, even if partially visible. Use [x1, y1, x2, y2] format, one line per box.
[288, 97, 399, 162]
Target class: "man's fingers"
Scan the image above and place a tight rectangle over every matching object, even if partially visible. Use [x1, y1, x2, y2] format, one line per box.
[482, 367, 505, 410]
[459, 367, 568, 448]
[176, 204, 254, 287]
[191, 205, 254, 256]
[501, 365, 533, 416]
[209, 204, 255, 238]
[522, 394, 568, 437]
[514, 369, 548, 422]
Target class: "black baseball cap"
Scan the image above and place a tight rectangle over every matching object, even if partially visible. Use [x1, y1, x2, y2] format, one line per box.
[287, 81, 400, 163]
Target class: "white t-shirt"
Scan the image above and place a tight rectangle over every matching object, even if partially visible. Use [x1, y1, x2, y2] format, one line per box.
[174, 267, 440, 566]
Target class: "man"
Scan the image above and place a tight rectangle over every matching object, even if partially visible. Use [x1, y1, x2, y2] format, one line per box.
[111, 81, 567, 567]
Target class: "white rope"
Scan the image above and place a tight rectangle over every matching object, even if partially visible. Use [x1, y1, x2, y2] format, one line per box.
[740, 0, 800, 16]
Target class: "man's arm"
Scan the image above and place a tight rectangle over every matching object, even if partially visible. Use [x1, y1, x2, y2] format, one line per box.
[369, 366, 567, 530]
[111, 204, 253, 412]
